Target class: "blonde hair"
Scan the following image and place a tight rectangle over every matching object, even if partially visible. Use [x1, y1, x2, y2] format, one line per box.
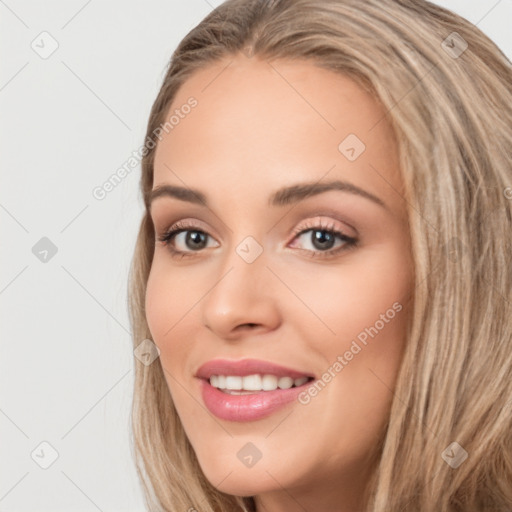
[128, 0, 512, 510]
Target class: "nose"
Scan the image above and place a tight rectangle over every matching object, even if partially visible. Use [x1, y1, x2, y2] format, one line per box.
[201, 241, 282, 340]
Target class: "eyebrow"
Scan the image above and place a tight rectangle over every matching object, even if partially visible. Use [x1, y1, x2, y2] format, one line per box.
[149, 180, 386, 209]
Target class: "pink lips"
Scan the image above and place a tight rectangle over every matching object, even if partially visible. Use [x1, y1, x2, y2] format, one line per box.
[195, 358, 315, 422]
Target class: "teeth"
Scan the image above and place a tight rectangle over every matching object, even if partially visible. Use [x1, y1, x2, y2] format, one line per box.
[208, 374, 310, 392]
[277, 376, 293, 389]
[243, 374, 262, 390]
[262, 374, 278, 391]
[225, 376, 242, 390]
[294, 376, 309, 387]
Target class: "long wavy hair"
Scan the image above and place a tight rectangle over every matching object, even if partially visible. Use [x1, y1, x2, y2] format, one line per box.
[128, 0, 512, 510]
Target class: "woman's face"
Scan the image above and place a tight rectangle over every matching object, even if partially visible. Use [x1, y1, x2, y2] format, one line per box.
[146, 55, 413, 511]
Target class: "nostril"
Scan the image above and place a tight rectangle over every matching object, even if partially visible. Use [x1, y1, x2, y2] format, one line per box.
[240, 323, 258, 329]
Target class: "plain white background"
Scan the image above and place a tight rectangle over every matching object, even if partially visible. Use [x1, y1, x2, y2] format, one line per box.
[1, 1, 510, 510]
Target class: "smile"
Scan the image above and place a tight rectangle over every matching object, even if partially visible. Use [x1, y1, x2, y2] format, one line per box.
[196, 358, 316, 422]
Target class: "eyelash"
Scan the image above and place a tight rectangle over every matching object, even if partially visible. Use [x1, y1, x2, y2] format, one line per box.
[156, 219, 358, 260]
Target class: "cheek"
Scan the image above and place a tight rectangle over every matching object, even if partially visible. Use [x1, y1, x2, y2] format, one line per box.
[144, 260, 199, 366]
[145, 262, 205, 422]
[287, 244, 411, 430]
[145, 257, 198, 336]
[145, 262, 172, 342]
[286, 244, 411, 349]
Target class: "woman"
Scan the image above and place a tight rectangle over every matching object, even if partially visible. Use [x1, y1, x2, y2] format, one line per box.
[128, 0, 512, 510]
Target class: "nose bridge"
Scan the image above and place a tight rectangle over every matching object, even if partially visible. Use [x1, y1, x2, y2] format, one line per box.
[201, 232, 280, 337]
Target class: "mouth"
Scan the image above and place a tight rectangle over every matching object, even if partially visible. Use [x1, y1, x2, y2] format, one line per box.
[195, 358, 316, 422]
[208, 374, 314, 394]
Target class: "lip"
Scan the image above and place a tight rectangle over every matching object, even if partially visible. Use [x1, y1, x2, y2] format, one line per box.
[199, 378, 313, 422]
[195, 358, 315, 422]
[195, 358, 315, 380]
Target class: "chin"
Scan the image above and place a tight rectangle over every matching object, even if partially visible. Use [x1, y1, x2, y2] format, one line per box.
[199, 460, 280, 497]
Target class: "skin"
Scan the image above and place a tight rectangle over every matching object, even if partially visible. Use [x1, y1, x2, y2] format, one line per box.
[145, 54, 414, 512]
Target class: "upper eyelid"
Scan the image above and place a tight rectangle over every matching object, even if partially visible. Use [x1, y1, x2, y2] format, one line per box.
[151, 203, 358, 234]
[161, 216, 347, 232]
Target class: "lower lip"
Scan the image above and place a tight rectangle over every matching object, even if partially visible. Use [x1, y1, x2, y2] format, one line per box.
[200, 379, 311, 422]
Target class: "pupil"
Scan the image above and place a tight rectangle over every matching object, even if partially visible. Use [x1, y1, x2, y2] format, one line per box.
[313, 230, 335, 250]
[187, 231, 207, 250]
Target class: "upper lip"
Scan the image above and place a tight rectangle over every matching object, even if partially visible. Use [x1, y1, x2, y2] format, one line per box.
[195, 358, 315, 380]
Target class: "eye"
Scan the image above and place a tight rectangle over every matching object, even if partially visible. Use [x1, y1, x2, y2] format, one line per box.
[289, 219, 357, 259]
[157, 220, 219, 259]
[156, 217, 358, 260]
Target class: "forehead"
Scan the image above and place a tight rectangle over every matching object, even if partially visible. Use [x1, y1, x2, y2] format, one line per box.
[152, 55, 403, 214]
